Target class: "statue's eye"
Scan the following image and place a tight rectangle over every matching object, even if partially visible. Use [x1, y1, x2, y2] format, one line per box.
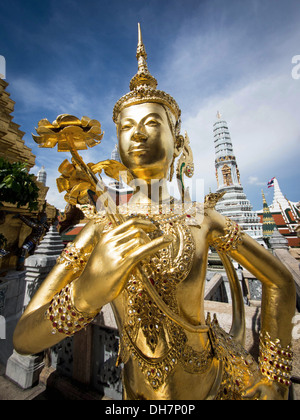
[121, 123, 133, 131]
[146, 119, 159, 127]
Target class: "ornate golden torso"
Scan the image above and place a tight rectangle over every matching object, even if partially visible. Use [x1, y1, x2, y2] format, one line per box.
[102, 203, 262, 400]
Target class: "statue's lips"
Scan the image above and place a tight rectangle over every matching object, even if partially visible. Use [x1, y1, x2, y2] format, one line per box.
[128, 145, 149, 154]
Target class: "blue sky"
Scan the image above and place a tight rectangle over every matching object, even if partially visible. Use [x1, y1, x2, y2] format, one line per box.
[0, 0, 299, 210]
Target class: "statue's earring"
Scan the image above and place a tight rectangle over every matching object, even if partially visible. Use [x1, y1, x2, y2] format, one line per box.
[168, 134, 183, 182]
[176, 132, 194, 202]
[168, 156, 175, 182]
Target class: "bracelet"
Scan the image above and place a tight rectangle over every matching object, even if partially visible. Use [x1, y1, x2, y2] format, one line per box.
[211, 217, 244, 252]
[259, 331, 293, 387]
[57, 243, 91, 273]
[45, 283, 99, 336]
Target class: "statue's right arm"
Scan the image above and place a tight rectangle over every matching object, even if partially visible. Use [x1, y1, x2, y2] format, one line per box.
[13, 217, 172, 356]
[13, 219, 104, 355]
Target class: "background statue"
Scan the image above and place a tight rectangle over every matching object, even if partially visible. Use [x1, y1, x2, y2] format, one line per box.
[16, 209, 49, 271]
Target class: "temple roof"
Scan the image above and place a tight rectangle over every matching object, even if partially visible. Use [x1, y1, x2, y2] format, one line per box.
[0, 80, 36, 169]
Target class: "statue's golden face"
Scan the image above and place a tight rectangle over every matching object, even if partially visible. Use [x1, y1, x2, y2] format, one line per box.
[117, 103, 175, 180]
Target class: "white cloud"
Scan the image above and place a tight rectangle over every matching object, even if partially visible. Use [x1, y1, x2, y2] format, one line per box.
[248, 176, 265, 186]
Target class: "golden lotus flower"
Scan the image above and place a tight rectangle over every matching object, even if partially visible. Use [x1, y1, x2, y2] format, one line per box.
[56, 159, 96, 205]
[57, 158, 135, 206]
[32, 114, 103, 151]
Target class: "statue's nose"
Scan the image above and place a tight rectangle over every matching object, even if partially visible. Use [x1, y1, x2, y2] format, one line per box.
[131, 125, 147, 142]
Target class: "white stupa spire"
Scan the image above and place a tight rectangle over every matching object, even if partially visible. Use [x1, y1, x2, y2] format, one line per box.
[269, 178, 290, 212]
[213, 113, 263, 241]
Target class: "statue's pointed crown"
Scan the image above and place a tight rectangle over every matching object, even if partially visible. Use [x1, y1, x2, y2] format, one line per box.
[113, 24, 181, 124]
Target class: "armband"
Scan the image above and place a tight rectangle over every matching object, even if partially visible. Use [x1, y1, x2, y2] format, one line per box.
[45, 283, 99, 336]
[57, 243, 91, 272]
[259, 331, 293, 388]
[211, 217, 244, 252]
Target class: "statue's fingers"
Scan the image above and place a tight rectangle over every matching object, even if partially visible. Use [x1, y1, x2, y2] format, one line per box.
[115, 227, 151, 246]
[119, 238, 147, 257]
[241, 383, 262, 400]
[127, 234, 174, 264]
[107, 218, 158, 239]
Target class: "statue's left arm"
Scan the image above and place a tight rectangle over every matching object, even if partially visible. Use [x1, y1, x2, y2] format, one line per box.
[208, 209, 296, 399]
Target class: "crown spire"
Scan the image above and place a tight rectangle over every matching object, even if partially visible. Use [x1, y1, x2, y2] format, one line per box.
[129, 23, 158, 91]
[113, 24, 181, 124]
[136, 23, 148, 74]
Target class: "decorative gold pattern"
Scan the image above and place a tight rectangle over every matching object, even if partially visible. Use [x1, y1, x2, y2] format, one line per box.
[124, 218, 195, 351]
[208, 315, 262, 400]
[211, 217, 244, 252]
[215, 155, 236, 164]
[176, 132, 194, 200]
[120, 325, 213, 391]
[222, 164, 233, 187]
[45, 283, 99, 336]
[117, 210, 210, 391]
[259, 331, 293, 387]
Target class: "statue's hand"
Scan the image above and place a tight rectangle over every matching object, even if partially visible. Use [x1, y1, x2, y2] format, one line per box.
[242, 378, 289, 400]
[73, 218, 173, 312]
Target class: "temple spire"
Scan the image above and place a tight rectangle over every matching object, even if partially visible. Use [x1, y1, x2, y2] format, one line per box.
[272, 177, 287, 208]
[213, 115, 263, 241]
[261, 190, 276, 237]
[138, 22, 143, 45]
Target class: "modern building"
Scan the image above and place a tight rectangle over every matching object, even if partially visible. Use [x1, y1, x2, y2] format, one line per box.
[213, 112, 263, 241]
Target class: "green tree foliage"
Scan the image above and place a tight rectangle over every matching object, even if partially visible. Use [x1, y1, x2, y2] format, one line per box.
[0, 158, 39, 211]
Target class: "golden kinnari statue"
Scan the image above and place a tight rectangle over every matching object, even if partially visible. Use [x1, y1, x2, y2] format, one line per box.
[14, 24, 296, 400]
